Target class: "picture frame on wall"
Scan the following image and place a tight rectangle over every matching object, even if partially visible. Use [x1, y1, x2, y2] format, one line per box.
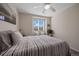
[0, 4, 16, 25]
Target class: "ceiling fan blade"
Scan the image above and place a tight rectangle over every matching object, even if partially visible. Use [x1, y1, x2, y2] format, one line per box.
[50, 6, 56, 12]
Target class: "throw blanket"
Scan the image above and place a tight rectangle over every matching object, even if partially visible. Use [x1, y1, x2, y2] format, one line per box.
[1, 35, 70, 56]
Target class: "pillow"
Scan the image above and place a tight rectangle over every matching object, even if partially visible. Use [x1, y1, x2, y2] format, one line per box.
[10, 31, 21, 45]
[0, 30, 13, 54]
[14, 31, 23, 38]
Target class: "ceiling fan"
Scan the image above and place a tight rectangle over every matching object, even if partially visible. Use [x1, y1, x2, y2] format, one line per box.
[33, 3, 56, 13]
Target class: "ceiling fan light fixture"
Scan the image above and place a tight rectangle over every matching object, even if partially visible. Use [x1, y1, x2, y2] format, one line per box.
[34, 6, 37, 8]
[44, 4, 50, 10]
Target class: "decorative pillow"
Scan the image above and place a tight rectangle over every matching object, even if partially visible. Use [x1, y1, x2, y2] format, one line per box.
[0, 30, 13, 54]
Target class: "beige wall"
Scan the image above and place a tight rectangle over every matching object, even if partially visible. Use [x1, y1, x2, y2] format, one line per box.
[52, 4, 79, 51]
[0, 20, 17, 31]
[19, 13, 51, 35]
[19, 13, 32, 35]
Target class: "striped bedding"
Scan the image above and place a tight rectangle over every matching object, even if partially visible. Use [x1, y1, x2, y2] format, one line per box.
[1, 35, 70, 56]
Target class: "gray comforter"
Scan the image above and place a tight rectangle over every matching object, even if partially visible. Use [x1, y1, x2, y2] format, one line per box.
[1, 35, 70, 56]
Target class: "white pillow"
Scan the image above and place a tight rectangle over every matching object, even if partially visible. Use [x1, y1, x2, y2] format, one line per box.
[14, 31, 23, 38]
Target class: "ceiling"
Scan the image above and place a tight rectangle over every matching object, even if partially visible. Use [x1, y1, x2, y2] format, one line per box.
[9, 3, 75, 17]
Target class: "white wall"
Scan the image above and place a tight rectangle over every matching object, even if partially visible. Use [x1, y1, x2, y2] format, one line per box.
[52, 4, 79, 51]
[19, 13, 51, 35]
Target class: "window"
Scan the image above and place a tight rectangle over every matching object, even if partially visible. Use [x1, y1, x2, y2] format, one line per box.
[32, 18, 45, 35]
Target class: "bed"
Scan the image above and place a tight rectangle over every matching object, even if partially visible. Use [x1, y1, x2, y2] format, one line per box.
[0, 30, 71, 56]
